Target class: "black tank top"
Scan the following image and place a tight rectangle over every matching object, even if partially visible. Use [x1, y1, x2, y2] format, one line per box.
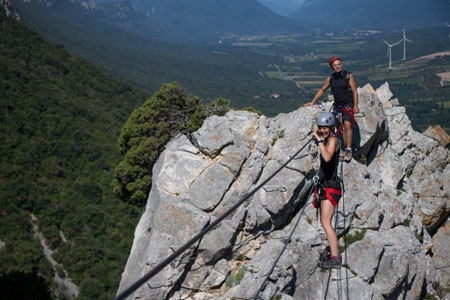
[319, 139, 339, 184]
[330, 70, 354, 108]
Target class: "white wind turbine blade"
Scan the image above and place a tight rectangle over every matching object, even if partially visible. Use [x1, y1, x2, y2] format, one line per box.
[393, 39, 403, 46]
[446, 22, 450, 27]
[403, 29, 412, 43]
[383, 39, 391, 46]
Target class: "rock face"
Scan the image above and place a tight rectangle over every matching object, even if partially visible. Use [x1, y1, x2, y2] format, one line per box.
[423, 125, 450, 148]
[1, 0, 20, 19]
[117, 83, 449, 300]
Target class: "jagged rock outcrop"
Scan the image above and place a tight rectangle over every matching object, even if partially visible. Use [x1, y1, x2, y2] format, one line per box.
[117, 83, 449, 300]
[14, 0, 95, 11]
[1, 0, 20, 19]
[423, 125, 450, 148]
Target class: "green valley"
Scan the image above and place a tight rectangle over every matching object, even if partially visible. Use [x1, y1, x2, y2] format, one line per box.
[0, 12, 147, 299]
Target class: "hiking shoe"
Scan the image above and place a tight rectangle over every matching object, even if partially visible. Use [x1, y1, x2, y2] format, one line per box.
[343, 149, 352, 162]
[320, 256, 342, 269]
[319, 254, 341, 263]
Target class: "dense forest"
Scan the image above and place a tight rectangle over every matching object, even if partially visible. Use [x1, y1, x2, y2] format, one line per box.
[0, 11, 261, 298]
[1, 1, 449, 298]
[0, 12, 148, 299]
[11, 0, 306, 117]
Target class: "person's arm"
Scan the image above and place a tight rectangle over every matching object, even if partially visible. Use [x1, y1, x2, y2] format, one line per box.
[304, 76, 330, 107]
[315, 134, 338, 162]
[349, 75, 359, 113]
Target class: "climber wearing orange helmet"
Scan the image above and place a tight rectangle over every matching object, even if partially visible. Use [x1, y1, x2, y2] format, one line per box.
[304, 56, 359, 162]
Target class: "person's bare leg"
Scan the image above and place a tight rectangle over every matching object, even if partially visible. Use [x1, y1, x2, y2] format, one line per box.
[343, 119, 352, 149]
[320, 200, 339, 256]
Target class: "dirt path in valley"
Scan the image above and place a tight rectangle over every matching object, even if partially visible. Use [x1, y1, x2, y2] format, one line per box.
[31, 214, 79, 299]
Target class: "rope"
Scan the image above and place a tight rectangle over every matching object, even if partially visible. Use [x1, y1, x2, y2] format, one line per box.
[114, 137, 314, 300]
[251, 176, 318, 300]
[341, 161, 349, 300]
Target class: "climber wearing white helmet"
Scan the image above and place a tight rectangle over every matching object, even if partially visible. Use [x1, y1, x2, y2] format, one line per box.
[312, 112, 342, 269]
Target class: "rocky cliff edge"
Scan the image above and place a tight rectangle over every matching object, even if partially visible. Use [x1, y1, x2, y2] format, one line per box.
[117, 82, 449, 300]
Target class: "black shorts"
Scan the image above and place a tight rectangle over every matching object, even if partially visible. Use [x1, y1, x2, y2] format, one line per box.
[319, 179, 342, 207]
[335, 104, 353, 123]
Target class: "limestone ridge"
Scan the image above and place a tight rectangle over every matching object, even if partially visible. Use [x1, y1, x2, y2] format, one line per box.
[1, 0, 19, 19]
[117, 82, 449, 300]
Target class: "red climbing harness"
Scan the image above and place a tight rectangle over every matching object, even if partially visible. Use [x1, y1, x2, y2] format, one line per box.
[336, 107, 355, 135]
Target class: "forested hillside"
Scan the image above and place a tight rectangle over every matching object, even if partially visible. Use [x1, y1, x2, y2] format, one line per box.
[0, 11, 148, 299]
[134, 0, 297, 36]
[11, 0, 304, 116]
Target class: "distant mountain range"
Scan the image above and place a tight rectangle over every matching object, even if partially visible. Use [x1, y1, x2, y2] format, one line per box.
[9, 0, 303, 113]
[256, 0, 303, 16]
[290, 0, 450, 28]
[133, 0, 299, 37]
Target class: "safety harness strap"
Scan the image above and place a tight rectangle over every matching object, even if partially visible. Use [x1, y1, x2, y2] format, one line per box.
[336, 107, 355, 135]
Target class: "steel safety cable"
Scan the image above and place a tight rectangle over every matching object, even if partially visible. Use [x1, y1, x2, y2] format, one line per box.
[340, 158, 349, 300]
[252, 175, 318, 300]
[323, 149, 345, 300]
[114, 137, 314, 300]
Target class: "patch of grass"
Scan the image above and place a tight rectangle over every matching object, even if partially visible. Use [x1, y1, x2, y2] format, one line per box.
[342, 263, 358, 276]
[424, 294, 435, 300]
[226, 266, 246, 288]
[397, 188, 406, 196]
[402, 218, 411, 227]
[355, 154, 367, 164]
[265, 71, 283, 79]
[235, 254, 244, 262]
[271, 129, 285, 146]
[340, 229, 367, 252]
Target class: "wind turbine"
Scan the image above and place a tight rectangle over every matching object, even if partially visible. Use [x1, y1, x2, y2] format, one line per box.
[400, 29, 412, 60]
[383, 39, 402, 70]
[446, 22, 450, 38]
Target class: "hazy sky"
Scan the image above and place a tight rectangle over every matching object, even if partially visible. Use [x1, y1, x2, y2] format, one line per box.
[263, 0, 304, 3]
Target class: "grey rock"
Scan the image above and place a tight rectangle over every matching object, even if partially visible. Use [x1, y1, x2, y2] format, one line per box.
[345, 229, 385, 282]
[197, 219, 236, 264]
[423, 125, 450, 148]
[432, 222, 450, 288]
[192, 115, 233, 157]
[188, 161, 235, 212]
[117, 82, 450, 300]
[201, 259, 230, 289]
[375, 82, 394, 105]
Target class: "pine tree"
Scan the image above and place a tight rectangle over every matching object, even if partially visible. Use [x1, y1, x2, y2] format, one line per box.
[113, 82, 199, 206]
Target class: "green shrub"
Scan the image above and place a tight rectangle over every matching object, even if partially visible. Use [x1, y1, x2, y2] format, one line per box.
[113, 82, 198, 206]
[339, 229, 367, 252]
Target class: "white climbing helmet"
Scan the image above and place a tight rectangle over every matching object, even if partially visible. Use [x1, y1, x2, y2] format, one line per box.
[316, 112, 335, 127]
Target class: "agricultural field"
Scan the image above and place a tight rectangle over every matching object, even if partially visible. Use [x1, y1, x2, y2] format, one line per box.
[220, 27, 450, 134]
